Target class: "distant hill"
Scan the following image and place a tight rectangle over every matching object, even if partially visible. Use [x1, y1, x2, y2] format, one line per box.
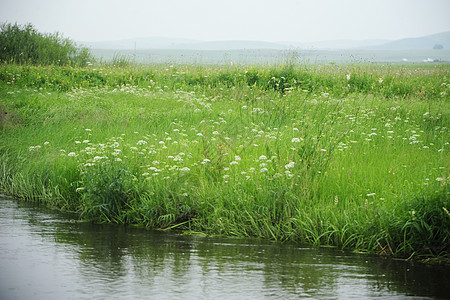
[79, 31, 450, 51]
[286, 39, 389, 50]
[80, 37, 199, 50]
[80, 38, 290, 50]
[175, 40, 290, 50]
[372, 31, 450, 50]
[79, 38, 389, 51]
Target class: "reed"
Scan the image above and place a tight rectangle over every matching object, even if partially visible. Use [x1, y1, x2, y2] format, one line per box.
[0, 22, 93, 67]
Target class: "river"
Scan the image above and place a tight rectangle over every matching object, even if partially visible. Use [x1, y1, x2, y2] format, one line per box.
[0, 196, 449, 300]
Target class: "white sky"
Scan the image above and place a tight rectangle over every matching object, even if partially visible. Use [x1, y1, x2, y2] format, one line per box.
[1, 0, 450, 43]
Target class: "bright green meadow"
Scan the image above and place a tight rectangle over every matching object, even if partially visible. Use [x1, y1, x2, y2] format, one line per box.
[0, 62, 449, 263]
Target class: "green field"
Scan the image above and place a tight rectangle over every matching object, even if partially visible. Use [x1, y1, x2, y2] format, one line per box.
[0, 62, 449, 263]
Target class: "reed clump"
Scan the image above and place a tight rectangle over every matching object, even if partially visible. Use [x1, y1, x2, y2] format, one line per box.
[0, 22, 93, 67]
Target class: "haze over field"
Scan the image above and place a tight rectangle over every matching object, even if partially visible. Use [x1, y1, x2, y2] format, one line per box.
[81, 31, 450, 51]
[1, 0, 450, 48]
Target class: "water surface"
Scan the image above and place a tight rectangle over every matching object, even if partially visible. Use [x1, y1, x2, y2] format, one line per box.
[1, 196, 449, 299]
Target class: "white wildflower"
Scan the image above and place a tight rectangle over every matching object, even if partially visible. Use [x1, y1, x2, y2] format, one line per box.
[93, 156, 107, 161]
[28, 145, 41, 151]
[285, 162, 295, 169]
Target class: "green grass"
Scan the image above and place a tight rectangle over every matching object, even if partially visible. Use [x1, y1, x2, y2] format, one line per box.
[0, 62, 449, 263]
[0, 22, 93, 67]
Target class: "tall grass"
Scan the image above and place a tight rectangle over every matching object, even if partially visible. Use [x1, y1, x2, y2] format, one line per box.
[0, 62, 449, 262]
[0, 22, 93, 67]
[1, 62, 448, 98]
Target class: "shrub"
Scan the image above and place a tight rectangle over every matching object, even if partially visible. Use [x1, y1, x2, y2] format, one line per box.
[0, 22, 94, 67]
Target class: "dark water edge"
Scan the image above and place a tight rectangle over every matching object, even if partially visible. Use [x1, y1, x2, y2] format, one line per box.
[1, 196, 449, 300]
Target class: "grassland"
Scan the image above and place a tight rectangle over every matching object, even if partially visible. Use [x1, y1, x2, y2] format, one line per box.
[0, 62, 449, 263]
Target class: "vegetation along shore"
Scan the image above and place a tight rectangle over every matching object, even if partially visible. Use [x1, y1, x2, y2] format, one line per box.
[1, 23, 449, 264]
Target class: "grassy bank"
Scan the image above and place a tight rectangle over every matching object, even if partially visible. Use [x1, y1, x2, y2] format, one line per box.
[0, 63, 449, 263]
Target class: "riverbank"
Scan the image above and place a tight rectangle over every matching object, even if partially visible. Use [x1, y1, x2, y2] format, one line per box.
[2, 195, 449, 299]
[0, 63, 449, 263]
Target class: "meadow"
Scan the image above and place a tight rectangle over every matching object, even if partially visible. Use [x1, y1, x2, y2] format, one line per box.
[0, 62, 449, 263]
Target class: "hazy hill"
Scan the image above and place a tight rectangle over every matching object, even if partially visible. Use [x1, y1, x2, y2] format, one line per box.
[176, 40, 291, 50]
[80, 38, 388, 50]
[80, 37, 199, 50]
[373, 31, 450, 50]
[81, 38, 290, 50]
[286, 39, 389, 50]
[79, 31, 450, 51]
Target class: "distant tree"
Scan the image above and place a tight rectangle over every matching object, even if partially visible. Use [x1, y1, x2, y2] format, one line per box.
[0, 22, 94, 66]
[433, 44, 444, 50]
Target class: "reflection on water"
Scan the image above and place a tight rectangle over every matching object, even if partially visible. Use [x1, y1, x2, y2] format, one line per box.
[1, 197, 449, 300]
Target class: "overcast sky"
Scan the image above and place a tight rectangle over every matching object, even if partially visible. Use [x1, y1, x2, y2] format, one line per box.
[1, 0, 450, 43]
